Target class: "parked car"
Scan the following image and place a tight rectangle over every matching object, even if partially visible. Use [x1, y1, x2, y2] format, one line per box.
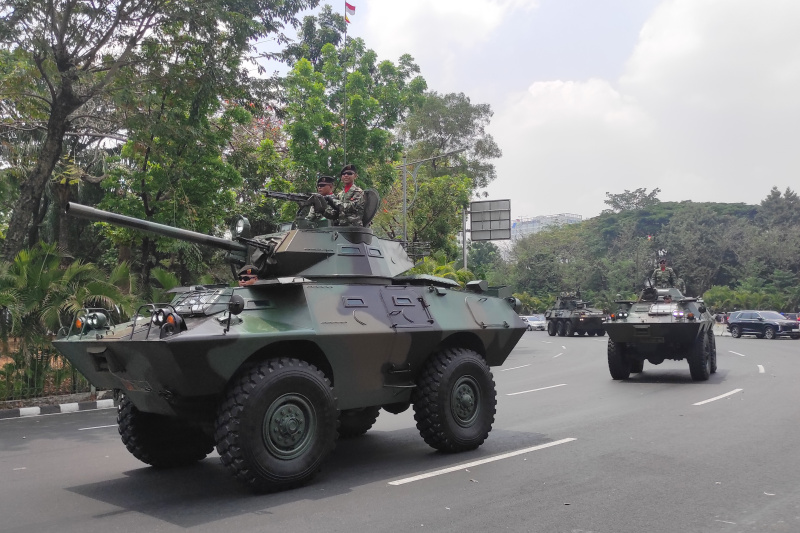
[727, 310, 800, 339]
[520, 316, 530, 330]
[526, 314, 546, 331]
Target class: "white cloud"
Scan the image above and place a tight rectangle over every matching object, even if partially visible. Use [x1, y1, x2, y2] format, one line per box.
[489, 0, 800, 218]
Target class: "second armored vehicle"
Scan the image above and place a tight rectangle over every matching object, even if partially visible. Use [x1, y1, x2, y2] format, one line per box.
[544, 292, 606, 337]
[603, 286, 716, 381]
[53, 198, 526, 493]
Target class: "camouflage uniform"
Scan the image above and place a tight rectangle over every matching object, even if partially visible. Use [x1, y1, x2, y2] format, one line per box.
[306, 194, 337, 222]
[652, 266, 676, 288]
[329, 185, 365, 227]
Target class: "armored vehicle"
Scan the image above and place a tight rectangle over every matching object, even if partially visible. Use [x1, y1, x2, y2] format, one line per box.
[53, 197, 526, 492]
[544, 292, 606, 337]
[603, 286, 716, 381]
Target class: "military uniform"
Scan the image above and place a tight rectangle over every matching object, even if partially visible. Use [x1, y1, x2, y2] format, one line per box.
[306, 176, 338, 222]
[329, 185, 365, 226]
[652, 266, 676, 288]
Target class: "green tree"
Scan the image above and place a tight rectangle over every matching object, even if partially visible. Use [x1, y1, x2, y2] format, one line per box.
[468, 241, 501, 281]
[0, 0, 317, 261]
[602, 187, 661, 214]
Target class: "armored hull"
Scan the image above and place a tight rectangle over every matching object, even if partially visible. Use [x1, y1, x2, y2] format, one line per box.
[544, 292, 606, 337]
[53, 204, 525, 492]
[602, 287, 716, 381]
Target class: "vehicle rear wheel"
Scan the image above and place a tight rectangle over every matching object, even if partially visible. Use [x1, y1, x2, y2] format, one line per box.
[764, 326, 776, 340]
[412, 347, 496, 452]
[608, 340, 632, 380]
[597, 329, 606, 337]
[338, 406, 380, 438]
[730, 325, 741, 338]
[556, 321, 566, 337]
[564, 321, 575, 337]
[630, 358, 644, 374]
[688, 332, 712, 381]
[547, 320, 556, 336]
[215, 358, 338, 492]
[118, 394, 214, 468]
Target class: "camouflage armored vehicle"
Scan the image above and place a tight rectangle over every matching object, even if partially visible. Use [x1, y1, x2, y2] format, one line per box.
[544, 292, 606, 337]
[53, 197, 526, 492]
[603, 285, 716, 381]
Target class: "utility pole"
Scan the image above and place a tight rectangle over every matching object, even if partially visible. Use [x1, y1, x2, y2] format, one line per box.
[462, 206, 468, 270]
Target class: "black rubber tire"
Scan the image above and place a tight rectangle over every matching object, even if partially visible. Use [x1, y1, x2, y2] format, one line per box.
[764, 326, 776, 340]
[556, 321, 566, 337]
[577, 329, 586, 336]
[709, 333, 718, 374]
[730, 325, 741, 338]
[117, 394, 214, 468]
[630, 358, 644, 374]
[547, 321, 556, 336]
[755, 334, 764, 339]
[412, 347, 497, 453]
[215, 358, 338, 493]
[338, 406, 380, 438]
[688, 332, 712, 381]
[597, 330, 606, 337]
[564, 321, 575, 336]
[608, 340, 632, 380]
[587, 331, 596, 337]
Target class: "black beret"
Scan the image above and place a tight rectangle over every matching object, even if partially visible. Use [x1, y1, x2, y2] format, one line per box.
[238, 264, 258, 276]
[317, 175, 335, 185]
[340, 163, 356, 175]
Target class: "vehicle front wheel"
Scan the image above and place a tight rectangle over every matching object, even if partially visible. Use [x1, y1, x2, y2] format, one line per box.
[688, 332, 712, 381]
[556, 321, 566, 337]
[710, 333, 717, 373]
[630, 358, 644, 374]
[118, 394, 214, 468]
[764, 326, 776, 340]
[215, 358, 338, 492]
[564, 321, 575, 336]
[547, 321, 557, 336]
[608, 340, 632, 380]
[597, 329, 606, 337]
[412, 347, 496, 452]
[338, 406, 380, 438]
[730, 325, 741, 338]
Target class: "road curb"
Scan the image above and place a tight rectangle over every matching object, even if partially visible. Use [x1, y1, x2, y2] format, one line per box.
[0, 399, 115, 420]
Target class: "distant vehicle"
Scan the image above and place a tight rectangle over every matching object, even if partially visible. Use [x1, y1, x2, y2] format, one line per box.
[520, 316, 529, 329]
[727, 310, 800, 339]
[782, 312, 800, 322]
[544, 292, 605, 337]
[526, 315, 546, 331]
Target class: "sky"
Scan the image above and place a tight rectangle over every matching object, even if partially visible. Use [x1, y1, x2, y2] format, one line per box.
[330, 0, 800, 220]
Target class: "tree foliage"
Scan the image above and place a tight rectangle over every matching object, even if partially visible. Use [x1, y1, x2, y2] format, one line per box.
[602, 187, 661, 214]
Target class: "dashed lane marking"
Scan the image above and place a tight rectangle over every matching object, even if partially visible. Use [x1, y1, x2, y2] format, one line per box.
[553, 353, 563, 358]
[693, 389, 743, 406]
[757, 365, 765, 373]
[729, 351, 747, 357]
[501, 364, 531, 372]
[78, 424, 117, 431]
[388, 438, 577, 486]
[507, 383, 567, 396]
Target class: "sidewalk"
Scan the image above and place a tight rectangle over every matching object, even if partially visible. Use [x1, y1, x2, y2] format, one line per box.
[0, 390, 115, 420]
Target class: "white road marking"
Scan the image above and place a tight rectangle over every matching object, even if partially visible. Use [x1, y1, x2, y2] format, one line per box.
[561, 345, 566, 350]
[541, 341, 552, 344]
[693, 389, 743, 406]
[78, 424, 117, 431]
[507, 383, 567, 396]
[13, 467, 26, 471]
[501, 364, 531, 372]
[553, 353, 563, 358]
[388, 438, 577, 486]
[714, 520, 736, 525]
[729, 351, 747, 357]
[757, 365, 765, 374]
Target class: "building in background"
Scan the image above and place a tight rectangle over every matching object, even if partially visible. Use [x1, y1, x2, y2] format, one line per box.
[511, 213, 583, 240]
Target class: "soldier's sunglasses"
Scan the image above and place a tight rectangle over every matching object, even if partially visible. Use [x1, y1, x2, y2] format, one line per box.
[238, 275, 255, 281]
[342, 171, 355, 175]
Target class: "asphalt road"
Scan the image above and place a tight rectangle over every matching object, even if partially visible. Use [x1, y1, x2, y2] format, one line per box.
[1, 333, 799, 533]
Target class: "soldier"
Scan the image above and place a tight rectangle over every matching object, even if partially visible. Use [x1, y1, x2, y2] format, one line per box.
[652, 258, 676, 288]
[238, 264, 259, 286]
[329, 163, 365, 227]
[306, 175, 338, 222]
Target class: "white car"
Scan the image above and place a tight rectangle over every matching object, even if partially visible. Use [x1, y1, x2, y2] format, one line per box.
[526, 315, 546, 331]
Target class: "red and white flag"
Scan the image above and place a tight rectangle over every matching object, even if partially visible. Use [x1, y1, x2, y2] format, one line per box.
[345, 2, 355, 23]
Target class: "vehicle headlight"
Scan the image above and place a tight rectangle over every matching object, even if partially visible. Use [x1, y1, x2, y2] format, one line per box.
[233, 216, 251, 238]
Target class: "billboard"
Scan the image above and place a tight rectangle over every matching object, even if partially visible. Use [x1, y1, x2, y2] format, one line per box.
[470, 199, 511, 241]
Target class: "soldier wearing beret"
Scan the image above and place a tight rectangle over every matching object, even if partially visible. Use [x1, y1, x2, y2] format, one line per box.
[306, 175, 338, 222]
[238, 265, 259, 286]
[328, 163, 365, 227]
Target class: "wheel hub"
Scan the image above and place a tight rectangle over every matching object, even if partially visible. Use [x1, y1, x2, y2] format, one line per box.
[451, 376, 480, 427]
[263, 394, 316, 459]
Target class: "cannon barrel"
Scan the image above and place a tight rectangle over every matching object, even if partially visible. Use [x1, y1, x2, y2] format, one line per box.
[66, 203, 248, 253]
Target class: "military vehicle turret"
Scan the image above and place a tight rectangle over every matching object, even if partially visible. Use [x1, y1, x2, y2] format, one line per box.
[544, 292, 606, 337]
[53, 198, 526, 492]
[602, 285, 716, 381]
